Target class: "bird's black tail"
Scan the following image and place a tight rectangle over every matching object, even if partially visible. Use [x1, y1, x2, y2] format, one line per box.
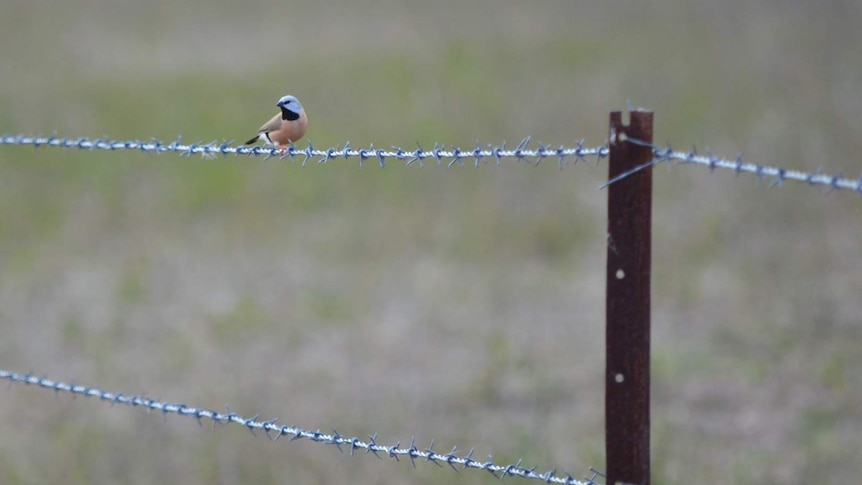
[244, 135, 260, 145]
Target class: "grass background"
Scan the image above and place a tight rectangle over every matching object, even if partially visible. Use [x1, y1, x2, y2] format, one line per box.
[1, 1, 861, 483]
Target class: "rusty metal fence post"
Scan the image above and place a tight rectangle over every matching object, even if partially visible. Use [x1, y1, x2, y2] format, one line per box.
[605, 110, 654, 485]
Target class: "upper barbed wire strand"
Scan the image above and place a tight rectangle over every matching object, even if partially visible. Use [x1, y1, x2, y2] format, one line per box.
[2, 133, 859, 194]
[0, 134, 606, 169]
[600, 136, 862, 194]
[0, 369, 604, 485]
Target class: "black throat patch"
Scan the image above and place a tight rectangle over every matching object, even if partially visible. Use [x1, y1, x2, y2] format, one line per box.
[281, 107, 300, 121]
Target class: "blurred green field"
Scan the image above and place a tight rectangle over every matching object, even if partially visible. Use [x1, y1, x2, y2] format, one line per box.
[1, 1, 861, 484]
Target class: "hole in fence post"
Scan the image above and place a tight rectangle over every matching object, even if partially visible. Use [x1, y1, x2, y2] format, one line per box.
[605, 108, 653, 485]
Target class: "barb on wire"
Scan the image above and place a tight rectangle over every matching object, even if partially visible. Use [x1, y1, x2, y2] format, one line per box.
[0, 134, 608, 170]
[600, 137, 862, 194]
[0, 369, 601, 485]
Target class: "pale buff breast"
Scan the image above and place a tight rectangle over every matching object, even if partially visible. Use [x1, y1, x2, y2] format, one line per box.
[268, 109, 308, 145]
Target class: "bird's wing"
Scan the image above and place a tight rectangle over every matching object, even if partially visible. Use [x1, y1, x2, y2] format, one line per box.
[257, 113, 283, 134]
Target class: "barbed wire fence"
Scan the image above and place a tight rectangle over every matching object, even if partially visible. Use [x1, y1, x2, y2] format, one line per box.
[2, 133, 860, 194]
[1, 121, 859, 485]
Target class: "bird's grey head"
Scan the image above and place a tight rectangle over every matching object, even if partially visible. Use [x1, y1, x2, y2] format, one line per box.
[277, 95, 303, 121]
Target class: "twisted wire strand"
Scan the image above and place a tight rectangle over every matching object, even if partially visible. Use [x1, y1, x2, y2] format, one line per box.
[5, 132, 854, 194]
[0, 134, 607, 169]
[601, 137, 862, 194]
[0, 369, 604, 485]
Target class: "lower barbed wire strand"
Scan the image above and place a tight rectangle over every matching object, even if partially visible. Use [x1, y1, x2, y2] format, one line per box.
[0, 369, 600, 485]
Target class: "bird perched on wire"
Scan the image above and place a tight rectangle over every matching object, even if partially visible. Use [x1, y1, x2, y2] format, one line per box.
[244, 95, 308, 148]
